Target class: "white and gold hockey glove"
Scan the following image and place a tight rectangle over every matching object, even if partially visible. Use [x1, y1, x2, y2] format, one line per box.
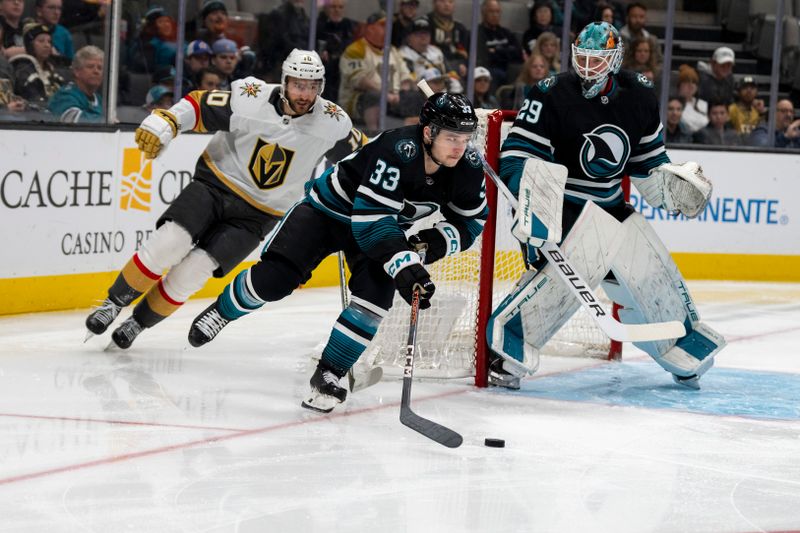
[633, 161, 712, 219]
[135, 109, 179, 159]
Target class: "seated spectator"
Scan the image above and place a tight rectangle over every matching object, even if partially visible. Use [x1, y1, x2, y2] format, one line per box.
[620, 2, 651, 40]
[10, 21, 65, 110]
[35, 0, 73, 62]
[399, 17, 448, 82]
[211, 38, 238, 90]
[748, 98, 800, 148]
[427, 0, 469, 78]
[499, 52, 548, 110]
[127, 6, 176, 73]
[317, 0, 356, 103]
[530, 31, 560, 75]
[144, 84, 173, 111]
[698, 46, 735, 105]
[1, 26, 24, 114]
[665, 96, 693, 144]
[420, 66, 447, 92]
[594, 2, 617, 27]
[676, 64, 708, 133]
[48, 44, 104, 122]
[0, 0, 24, 59]
[476, 0, 523, 88]
[473, 66, 498, 109]
[728, 75, 764, 136]
[195, 65, 223, 91]
[392, 0, 420, 48]
[182, 39, 212, 94]
[623, 37, 660, 90]
[258, 0, 309, 81]
[522, 1, 562, 53]
[338, 12, 416, 134]
[196, 0, 242, 48]
[692, 100, 741, 146]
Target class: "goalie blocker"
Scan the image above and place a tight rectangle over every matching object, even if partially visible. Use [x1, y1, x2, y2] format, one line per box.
[487, 199, 725, 388]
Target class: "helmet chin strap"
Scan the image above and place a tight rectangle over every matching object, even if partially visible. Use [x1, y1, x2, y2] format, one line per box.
[423, 127, 445, 167]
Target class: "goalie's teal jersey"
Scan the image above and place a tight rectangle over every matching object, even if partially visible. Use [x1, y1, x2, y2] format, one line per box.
[499, 70, 671, 207]
[306, 125, 488, 264]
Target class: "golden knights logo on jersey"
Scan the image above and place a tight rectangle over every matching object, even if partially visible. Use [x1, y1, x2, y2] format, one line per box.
[248, 138, 296, 189]
[579, 124, 631, 179]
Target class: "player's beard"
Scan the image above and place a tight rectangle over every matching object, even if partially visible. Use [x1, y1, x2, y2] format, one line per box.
[288, 95, 314, 115]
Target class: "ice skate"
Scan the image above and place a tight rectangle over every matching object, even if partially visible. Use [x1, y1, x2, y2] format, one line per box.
[487, 356, 521, 390]
[85, 298, 123, 338]
[302, 365, 348, 413]
[188, 303, 230, 347]
[672, 373, 701, 390]
[110, 316, 145, 349]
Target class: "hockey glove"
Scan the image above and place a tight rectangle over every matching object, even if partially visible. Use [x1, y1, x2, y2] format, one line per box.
[383, 250, 436, 309]
[408, 222, 461, 264]
[135, 109, 179, 159]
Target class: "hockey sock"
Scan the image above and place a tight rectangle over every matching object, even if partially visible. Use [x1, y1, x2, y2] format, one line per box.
[109, 253, 161, 306]
[131, 280, 182, 328]
[320, 302, 382, 373]
[217, 269, 266, 320]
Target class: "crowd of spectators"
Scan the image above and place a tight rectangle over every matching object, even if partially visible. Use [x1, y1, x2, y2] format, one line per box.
[0, 0, 798, 149]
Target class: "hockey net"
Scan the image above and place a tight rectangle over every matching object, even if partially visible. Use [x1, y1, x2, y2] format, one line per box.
[359, 109, 621, 386]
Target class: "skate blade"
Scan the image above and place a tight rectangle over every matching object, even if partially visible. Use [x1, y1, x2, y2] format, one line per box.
[350, 367, 383, 392]
[672, 374, 701, 390]
[301, 390, 342, 413]
[84, 330, 95, 343]
[103, 340, 120, 352]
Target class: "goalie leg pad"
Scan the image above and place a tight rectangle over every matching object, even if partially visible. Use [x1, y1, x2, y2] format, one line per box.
[488, 201, 623, 375]
[608, 213, 725, 377]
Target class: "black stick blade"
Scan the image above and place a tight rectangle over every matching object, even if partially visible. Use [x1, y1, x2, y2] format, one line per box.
[400, 407, 463, 448]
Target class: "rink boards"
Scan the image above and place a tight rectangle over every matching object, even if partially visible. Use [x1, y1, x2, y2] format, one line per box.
[1, 129, 798, 314]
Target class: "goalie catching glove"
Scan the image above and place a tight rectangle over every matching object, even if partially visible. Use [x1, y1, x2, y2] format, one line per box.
[510, 158, 568, 247]
[135, 109, 179, 159]
[408, 221, 461, 264]
[632, 161, 712, 219]
[383, 250, 435, 309]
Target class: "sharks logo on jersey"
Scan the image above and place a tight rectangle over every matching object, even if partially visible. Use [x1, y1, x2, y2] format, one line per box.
[579, 124, 631, 179]
[398, 200, 439, 225]
[394, 138, 418, 163]
[464, 148, 482, 169]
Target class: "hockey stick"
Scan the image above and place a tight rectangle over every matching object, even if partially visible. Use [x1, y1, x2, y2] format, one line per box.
[400, 250, 463, 448]
[416, 80, 685, 343]
[336, 251, 384, 392]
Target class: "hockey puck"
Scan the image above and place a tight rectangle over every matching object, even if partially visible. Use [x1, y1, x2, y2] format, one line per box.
[484, 438, 505, 448]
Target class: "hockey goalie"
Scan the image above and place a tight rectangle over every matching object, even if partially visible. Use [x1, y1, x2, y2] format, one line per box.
[486, 21, 726, 390]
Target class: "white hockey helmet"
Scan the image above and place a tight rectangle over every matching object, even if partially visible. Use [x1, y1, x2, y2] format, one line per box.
[281, 48, 326, 97]
[571, 21, 624, 99]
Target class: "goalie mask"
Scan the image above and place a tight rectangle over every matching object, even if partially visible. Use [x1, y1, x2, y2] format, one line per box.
[281, 48, 325, 110]
[571, 22, 624, 99]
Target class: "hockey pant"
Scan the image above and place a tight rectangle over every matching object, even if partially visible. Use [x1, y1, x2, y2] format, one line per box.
[216, 202, 394, 375]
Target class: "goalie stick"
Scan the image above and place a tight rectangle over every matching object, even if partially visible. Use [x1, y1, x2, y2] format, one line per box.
[416, 80, 685, 343]
[400, 249, 463, 448]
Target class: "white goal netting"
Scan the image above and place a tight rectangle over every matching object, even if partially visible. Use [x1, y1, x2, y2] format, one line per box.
[356, 110, 619, 384]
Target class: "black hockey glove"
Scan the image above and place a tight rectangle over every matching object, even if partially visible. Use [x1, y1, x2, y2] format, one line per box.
[383, 250, 436, 309]
[408, 222, 461, 265]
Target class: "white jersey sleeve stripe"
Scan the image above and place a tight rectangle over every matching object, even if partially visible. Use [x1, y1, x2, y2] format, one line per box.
[639, 122, 664, 145]
[329, 169, 353, 205]
[356, 185, 404, 211]
[508, 125, 553, 148]
[351, 213, 397, 223]
[629, 145, 667, 163]
[566, 177, 623, 189]
[447, 199, 487, 217]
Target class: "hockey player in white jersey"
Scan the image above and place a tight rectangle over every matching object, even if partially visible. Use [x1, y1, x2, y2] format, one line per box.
[486, 22, 726, 390]
[85, 49, 365, 348]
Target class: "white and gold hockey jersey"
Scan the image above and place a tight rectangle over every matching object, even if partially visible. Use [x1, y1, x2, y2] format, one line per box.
[169, 77, 362, 216]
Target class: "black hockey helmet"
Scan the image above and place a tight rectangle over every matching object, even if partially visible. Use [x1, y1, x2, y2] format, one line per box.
[419, 92, 478, 134]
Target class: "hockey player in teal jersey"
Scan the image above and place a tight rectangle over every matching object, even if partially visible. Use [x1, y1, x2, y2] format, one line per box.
[487, 22, 726, 390]
[188, 92, 488, 413]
